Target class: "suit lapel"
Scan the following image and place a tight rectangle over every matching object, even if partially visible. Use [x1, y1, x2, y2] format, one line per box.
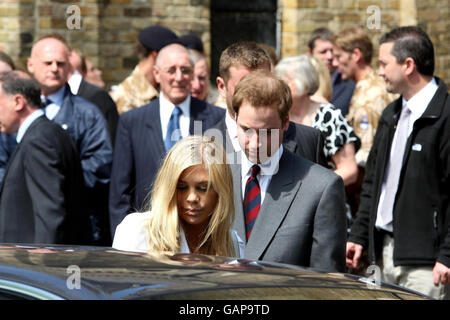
[245, 151, 302, 260]
[144, 100, 165, 157]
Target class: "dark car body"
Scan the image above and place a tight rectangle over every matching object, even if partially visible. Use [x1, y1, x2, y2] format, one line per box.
[0, 244, 429, 300]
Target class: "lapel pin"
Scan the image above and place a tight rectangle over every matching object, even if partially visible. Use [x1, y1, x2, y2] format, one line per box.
[412, 143, 422, 152]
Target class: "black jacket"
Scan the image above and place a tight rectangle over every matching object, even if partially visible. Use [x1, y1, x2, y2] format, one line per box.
[0, 116, 89, 244]
[349, 78, 450, 268]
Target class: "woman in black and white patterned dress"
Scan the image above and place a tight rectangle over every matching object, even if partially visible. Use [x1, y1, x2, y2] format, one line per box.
[276, 55, 360, 186]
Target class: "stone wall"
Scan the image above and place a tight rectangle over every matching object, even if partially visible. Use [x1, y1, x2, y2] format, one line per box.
[0, 0, 210, 88]
[0, 0, 448, 88]
[280, 0, 450, 85]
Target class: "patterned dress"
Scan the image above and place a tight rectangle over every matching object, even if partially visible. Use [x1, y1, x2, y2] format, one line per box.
[110, 65, 158, 114]
[312, 103, 361, 160]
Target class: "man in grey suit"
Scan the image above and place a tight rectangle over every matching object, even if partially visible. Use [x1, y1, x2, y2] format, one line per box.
[231, 70, 347, 272]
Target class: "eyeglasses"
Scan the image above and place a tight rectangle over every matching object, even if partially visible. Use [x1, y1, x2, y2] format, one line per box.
[163, 66, 193, 76]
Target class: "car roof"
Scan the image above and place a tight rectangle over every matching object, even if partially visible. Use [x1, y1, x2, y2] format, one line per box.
[0, 244, 429, 300]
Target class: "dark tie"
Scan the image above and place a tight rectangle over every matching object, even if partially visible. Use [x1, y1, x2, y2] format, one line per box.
[244, 165, 261, 241]
[41, 97, 52, 108]
[164, 106, 182, 152]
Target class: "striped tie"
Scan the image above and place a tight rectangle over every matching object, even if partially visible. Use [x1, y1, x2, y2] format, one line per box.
[244, 165, 261, 241]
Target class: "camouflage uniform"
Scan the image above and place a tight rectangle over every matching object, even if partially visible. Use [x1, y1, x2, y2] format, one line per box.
[110, 65, 158, 114]
[346, 68, 398, 166]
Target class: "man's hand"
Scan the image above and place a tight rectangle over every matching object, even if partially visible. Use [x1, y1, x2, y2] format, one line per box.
[346, 242, 363, 269]
[432, 262, 449, 286]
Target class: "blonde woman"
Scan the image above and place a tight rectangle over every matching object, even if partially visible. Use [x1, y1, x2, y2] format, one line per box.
[309, 55, 332, 103]
[112, 135, 243, 257]
[275, 55, 360, 186]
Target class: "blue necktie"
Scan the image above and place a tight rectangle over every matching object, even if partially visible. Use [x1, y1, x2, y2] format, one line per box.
[41, 97, 52, 108]
[243, 165, 261, 241]
[164, 106, 182, 152]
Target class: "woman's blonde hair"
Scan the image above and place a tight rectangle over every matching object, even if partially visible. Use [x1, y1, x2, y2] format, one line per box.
[145, 135, 235, 257]
[309, 56, 332, 102]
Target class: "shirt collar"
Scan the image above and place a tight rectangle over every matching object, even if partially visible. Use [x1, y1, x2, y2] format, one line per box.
[241, 144, 283, 178]
[225, 111, 237, 137]
[67, 71, 83, 95]
[402, 77, 438, 116]
[16, 109, 45, 143]
[42, 85, 66, 107]
[159, 92, 191, 118]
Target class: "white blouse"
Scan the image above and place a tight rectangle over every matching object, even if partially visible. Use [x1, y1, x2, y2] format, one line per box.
[112, 212, 244, 257]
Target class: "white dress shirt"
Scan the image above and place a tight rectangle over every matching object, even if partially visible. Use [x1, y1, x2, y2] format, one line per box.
[67, 71, 83, 95]
[16, 109, 45, 143]
[225, 111, 241, 152]
[159, 93, 191, 141]
[240, 145, 283, 205]
[375, 78, 438, 232]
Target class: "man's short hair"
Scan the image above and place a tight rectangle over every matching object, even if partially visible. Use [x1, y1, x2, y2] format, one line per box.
[258, 43, 279, 66]
[308, 28, 334, 51]
[334, 27, 373, 65]
[0, 71, 42, 109]
[218, 42, 271, 84]
[380, 26, 434, 77]
[232, 70, 292, 121]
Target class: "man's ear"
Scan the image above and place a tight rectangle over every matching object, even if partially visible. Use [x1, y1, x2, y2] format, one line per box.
[153, 65, 161, 85]
[403, 57, 416, 76]
[13, 94, 26, 112]
[352, 48, 363, 63]
[27, 57, 34, 75]
[216, 76, 226, 99]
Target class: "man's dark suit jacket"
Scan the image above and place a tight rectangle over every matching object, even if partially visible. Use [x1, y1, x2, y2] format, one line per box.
[109, 97, 225, 235]
[0, 116, 89, 244]
[77, 78, 119, 146]
[331, 70, 356, 117]
[210, 117, 328, 167]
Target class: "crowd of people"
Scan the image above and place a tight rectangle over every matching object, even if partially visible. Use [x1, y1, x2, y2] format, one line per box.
[0, 24, 448, 299]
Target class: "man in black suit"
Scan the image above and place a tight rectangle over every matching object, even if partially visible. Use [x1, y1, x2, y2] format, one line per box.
[0, 71, 88, 244]
[211, 42, 327, 166]
[68, 48, 119, 145]
[109, 44, 225, 235]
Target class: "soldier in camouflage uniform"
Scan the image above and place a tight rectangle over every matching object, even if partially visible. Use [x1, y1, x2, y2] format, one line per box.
[333, 27, 397, 166]
[110, 26, 179, 114]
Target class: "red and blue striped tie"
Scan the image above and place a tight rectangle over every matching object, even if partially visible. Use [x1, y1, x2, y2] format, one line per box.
[244, 165, 261, 241]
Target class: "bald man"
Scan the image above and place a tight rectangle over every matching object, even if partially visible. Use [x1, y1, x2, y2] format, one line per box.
[26, 35, 113, 245]
[109, 43, 225, 235]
